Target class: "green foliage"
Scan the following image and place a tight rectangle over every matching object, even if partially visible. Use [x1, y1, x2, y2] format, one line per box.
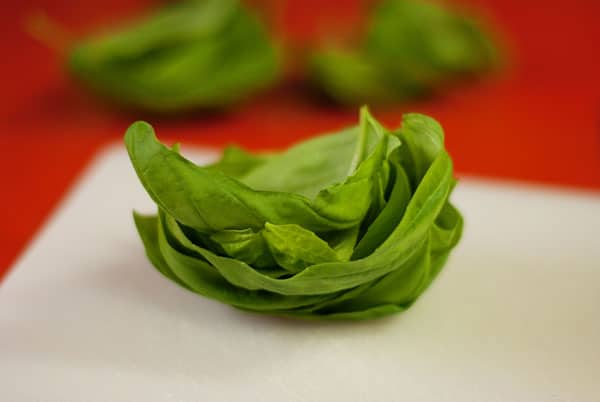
[310, 0, 499, 104]
[127, 107, 463, 319]
[69, 0, 279, 112]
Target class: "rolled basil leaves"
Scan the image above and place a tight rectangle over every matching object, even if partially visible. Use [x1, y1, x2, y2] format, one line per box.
[126, 107, 463, 320]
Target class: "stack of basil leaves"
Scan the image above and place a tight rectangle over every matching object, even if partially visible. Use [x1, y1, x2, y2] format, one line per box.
[69, 0, 279, 112]
[126, 107, 463, 320]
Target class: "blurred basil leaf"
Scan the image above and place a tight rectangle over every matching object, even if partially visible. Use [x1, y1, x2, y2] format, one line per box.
[310, 0, 500, 104]
[69, 0, 279, 112]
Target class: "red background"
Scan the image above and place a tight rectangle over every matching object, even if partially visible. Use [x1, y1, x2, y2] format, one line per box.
[1, 0, 599, 280]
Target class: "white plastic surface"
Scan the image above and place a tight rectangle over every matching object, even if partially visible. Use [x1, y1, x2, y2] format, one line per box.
[1, 145, 599, 402]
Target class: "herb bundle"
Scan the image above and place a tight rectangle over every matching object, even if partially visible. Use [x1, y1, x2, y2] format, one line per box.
[126, 107, 463, 320]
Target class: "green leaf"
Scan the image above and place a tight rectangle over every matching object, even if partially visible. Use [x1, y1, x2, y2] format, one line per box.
[309, 49, 403, 105]
[68, 0, 279, 112]
[241, 106, 389, 199]
[262, 223, 341, 273]
[328, 235, 432, 313]
[209, 228, 276, 269]
[394, 112, 445, 186]
[133, 212, 190, 289]
[322, 227, 360, 261]
[240, 126, 359, 198]
[352, 157, 411, 259]
[125, 121, 373, 233]
[309, 0, 500, 105]
[205, 146, 272, 180]
[430, 201, 464, 254]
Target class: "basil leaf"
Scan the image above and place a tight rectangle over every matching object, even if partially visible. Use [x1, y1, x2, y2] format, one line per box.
[394, 112, 445, 186]
[352, 158, 411, 259]
[310, 0, 500, 105]
[125, 121, 373, 233]
[205, 146, 272, 180]
[322, 227, 360, 262]
[262, 223, 341, 273]
[209, 228, 276, 269]
[133, 212, 190, 289]
[69, 0, 279, 112]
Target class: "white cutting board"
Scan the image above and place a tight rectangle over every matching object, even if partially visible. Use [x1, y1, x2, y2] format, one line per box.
[1, 144, 599, 402]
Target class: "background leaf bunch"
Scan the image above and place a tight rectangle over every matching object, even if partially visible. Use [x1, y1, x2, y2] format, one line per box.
[70, 0, 499, 111]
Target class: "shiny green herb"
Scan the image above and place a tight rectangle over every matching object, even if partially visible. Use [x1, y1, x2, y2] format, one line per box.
[126, 107, 463, 320]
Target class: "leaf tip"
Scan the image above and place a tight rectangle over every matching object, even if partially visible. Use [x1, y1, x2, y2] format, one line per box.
[400, 113, 445, 143]
[124, 120, 155, 151]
